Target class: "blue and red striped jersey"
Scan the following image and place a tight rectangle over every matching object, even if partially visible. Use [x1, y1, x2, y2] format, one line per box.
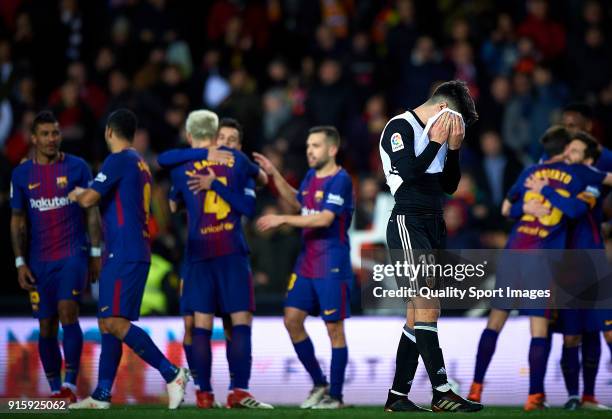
[567, 147, 612, 249]
[294, 168, 354, 279]
[169, 147, 259, 261]
[91, 149, 152, 262]
[10, 153, 91, 262]
[506, 161, 605, 249]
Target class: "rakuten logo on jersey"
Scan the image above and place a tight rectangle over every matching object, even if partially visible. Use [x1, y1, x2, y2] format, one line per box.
[301, 207, 321, 216]
[30, 196, 71, 212]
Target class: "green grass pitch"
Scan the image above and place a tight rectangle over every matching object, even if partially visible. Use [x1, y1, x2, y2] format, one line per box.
[17, 406, 612, 418]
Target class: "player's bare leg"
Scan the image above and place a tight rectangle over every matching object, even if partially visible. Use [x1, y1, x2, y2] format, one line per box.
[412, 296, 482, 412]
[285, 307, 309, 342]
[524, 316, 549, 411]
[183, 315, 194, 345]
[486, 309, 510, 331]
[224, 311, 271, 408]
[285, 307, 329, 408]
[55, 300, 82, 402]
[39, 317, 59, 337]
[311, 320, 347, 409]
[468, 308, 510, 402]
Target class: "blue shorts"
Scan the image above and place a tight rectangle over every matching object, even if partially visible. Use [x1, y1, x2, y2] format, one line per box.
[492, 252, 554, 311]
[555, 309, 602, 334]
[182, 254, 254, 315]
[98, 259, 150, 320]
[518, 308, 552, 318]
[285, 273, 352, 322]
[29, 253, 88, 319]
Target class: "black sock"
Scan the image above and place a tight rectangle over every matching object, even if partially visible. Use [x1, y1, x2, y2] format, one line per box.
[414, 322, 448, 389]
[391, 325, 419, 396]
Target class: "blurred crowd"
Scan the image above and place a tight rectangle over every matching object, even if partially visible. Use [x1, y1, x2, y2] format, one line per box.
[1, 0, 612, 312]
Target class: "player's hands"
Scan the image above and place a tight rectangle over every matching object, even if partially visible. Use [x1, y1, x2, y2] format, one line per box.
[88, 256, 101, 283]
[525, 175, 548, 194]
[256, 214, 285, 231]
[547, 154, 565, 163]
[207, 147, 234, 164]
[447, 114, 465, 150]
[429, 112, 451, 145]
[68, 187, 85, 202]
[252, 152, 278, 176]
[17, 265, 36, 291]
[523, 199, 550, 218]
[187, 168, 216, 192]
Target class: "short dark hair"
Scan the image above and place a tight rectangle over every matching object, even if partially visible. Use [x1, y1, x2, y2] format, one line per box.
[219, 118, 243, 142]
[539, 125, 571, 157]
[429, 80, 479, 127]
[308, 125, 341, 147]
[572, 131, 601, 162]
[107, 109, 137, 141]
[562, 102, 593, 119]
[32, 111, 58, 134]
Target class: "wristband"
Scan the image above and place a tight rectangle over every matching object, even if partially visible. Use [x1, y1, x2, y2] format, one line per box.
[15, 256, 25, 268]
[90, 247, 102, 257]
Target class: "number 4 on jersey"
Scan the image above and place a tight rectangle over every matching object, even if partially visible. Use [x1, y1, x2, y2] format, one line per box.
[204, 176, 230, 220]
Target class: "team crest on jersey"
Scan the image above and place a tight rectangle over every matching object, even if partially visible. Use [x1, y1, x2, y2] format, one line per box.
[390, 132, 404, 152]
[56, 176, 68, 188]
[315, 190, 324, 202]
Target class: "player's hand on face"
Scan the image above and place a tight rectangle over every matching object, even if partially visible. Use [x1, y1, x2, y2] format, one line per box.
[88, 256, 101, 283]
[207, 147, 233, 164]
[252, 152, 278, 176]
[448, 115, 465, 150]
[68, 187, 85, 202]
[547, 154, 565, 163]
[523, 199, 550, 218]
[17, 265, 36, 291]
[429, 112, 451, 145]
[188, 168, 217, 192]
[525, 175, 548, 194]
[256, 214, 283, 231]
